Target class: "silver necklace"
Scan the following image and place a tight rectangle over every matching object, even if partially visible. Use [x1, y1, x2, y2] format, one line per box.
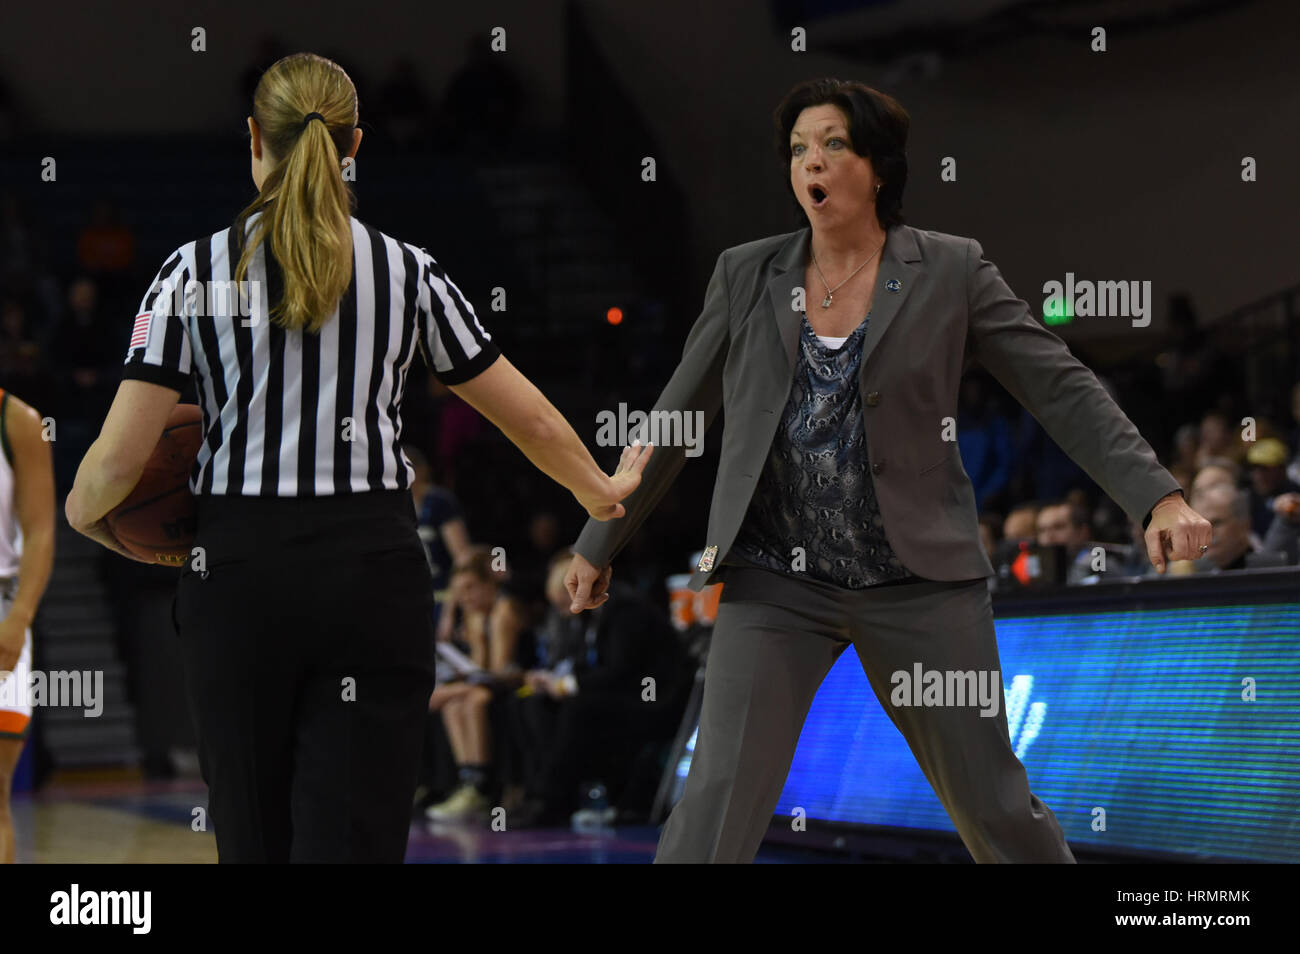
[811, 240, 883, 308]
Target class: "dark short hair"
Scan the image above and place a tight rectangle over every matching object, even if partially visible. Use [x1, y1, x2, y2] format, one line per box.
[773, 77, 910, 229]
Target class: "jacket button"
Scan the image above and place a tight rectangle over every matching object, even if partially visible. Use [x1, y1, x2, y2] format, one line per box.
[865, 391, 881, 407]
[872, 461, 885, 476]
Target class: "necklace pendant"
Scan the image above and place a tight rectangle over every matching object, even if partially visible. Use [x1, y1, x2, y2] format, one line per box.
[821, 294, 833, 308]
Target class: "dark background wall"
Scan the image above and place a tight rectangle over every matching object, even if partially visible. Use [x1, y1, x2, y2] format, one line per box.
[3, 0, 1297, 338]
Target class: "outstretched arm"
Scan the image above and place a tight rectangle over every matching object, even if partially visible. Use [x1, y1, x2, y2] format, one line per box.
[65, 379, 178, 561]
[568, 251, 733, 606]
[449, 354, 652, 521]
[964, 237, 1209, 571]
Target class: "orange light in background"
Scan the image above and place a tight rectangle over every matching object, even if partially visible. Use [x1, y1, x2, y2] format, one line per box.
[606, 306, 624, 325]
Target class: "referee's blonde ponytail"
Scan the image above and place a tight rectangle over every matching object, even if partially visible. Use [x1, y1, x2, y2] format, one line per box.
[234, 53, 357, 333]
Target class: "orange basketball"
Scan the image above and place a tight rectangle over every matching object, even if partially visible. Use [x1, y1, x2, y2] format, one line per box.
[106, 404, 202, 566]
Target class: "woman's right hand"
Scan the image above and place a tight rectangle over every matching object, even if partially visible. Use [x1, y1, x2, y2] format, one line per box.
[575, 442, 654, 521]
[566, 551, 613, 613]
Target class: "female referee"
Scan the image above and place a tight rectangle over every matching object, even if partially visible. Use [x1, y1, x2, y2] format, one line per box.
[65, 52, 650, 864]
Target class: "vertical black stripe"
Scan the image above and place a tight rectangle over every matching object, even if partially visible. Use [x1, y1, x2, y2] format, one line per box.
[191, 241, 222, 495]
[411, 261, 435, 370]
[332, 257, 359, 493]
[297, 313, 321, 496]
[364, 225, 392, 488]
[225, 228, 255, 494]
[166, 259, 200, 490]
[159, 295, 186, 376]
[148, 251, 182, 317]
[147, 253, 190, 380]
[260, 246, 285, 495]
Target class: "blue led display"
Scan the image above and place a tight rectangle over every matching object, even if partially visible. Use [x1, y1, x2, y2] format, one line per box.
[770, 601, 1300, 861]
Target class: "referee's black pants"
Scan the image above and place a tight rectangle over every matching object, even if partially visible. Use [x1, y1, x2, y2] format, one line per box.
[172, 490, 435, 863]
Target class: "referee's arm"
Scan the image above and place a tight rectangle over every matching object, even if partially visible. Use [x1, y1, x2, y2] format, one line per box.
[417, 249, 652, 522]
[450, 355, 652, 522]
[67, 251, 187, 556]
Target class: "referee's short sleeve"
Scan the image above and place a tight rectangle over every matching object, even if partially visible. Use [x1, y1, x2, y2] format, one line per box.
[121, 249, 193, 392]
[416, 251, 500, 385]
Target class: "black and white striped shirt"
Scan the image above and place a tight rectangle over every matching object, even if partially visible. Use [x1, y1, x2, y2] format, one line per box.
[122, 215, 498, 496]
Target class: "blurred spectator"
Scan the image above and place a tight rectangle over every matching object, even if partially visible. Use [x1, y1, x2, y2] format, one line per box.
[1109, 517, 1155, 578]
[76, 198, 135, 274]
[424, 546, 530, 822]
[1287, 382, 1300, 486]
[1155, 294, 1224, 422]
[1191, 458, 1240, 499]
[1170, 423, 1200, 475]
[956, 373, 1014, 511]
[1189, 483, 1258, 572]
[1245, 438, 1300, 537]
[0, 196, 62, 348]
[1036, 499, 1094, 584]
[508, 551, 689, 827]
[499, 510, 560, 615]
[427, 375, 485, 483]
[49, 277, 118, 488]
[75, 199, 136, 317]
[2, 195, 45, 286]
[1002, 503, 1039, 545]
[52, 276, 118, 398]
[407, 446, 471, 639]
[0, 297, 49, 413]
[1087, 495, 1129, 546]
[1261, 492, 1300, 564]
[1195, 410, 1245, 470]
[1009, 407, 1092, 505]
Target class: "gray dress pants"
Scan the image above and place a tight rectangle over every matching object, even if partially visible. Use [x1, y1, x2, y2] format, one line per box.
[654, 563, 1075, 863]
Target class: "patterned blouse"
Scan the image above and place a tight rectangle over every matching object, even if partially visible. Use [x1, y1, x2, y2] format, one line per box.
[729, 311, 917, 589]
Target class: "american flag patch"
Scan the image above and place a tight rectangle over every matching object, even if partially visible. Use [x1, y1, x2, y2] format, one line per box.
[129, 312, 151, 350]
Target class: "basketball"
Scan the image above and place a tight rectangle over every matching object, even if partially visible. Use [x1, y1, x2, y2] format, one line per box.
[105, 403, 202, 566]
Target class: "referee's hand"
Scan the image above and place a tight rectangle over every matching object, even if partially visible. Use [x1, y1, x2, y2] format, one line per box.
[566, 552, 612, 614]
[576, 441, 654, 521]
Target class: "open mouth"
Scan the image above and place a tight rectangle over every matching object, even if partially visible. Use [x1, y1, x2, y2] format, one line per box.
[808, 184, 829, 208]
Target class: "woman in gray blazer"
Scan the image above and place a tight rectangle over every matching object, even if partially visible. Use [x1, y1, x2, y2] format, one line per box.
[564, 77, 1212, 863]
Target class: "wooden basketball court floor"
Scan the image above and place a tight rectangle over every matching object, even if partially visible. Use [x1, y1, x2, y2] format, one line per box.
[10, 769, 842, 863]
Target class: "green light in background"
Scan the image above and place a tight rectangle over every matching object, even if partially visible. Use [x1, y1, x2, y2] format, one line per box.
[1044, 293, 1074, 326]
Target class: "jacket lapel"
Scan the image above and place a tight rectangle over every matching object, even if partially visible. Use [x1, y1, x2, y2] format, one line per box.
[764, 229, 809, 371]
[764, 224, 921, 373]
[860, 224, 920, 370]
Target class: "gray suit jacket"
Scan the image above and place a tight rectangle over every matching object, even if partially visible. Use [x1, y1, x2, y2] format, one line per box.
[574, 223, 1181, 590]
